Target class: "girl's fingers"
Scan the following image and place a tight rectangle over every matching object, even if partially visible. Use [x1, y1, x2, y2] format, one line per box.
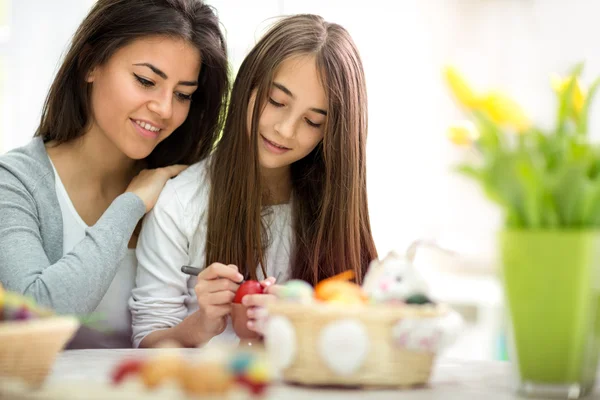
[206, 278, 240, 294]
[241, 293, 276, 307]
[264, 284, 284, 297]
[205, 290, 235, 305]
[260, 277, 276, 288]
[199, 263, 244, 283]
[210, 304, 232, 318]
[246, 306, 268, 320]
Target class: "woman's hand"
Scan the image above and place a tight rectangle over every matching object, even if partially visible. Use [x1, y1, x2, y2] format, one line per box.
[242, 277, 283, 334]
[193, 263, 243, 342]
[126, 165, 188, 212]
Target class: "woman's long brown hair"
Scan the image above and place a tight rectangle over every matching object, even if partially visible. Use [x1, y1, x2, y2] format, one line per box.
[206, 14, 377, 284]
[35, 0, 229, 168]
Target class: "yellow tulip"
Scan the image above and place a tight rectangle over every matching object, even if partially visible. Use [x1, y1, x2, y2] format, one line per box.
[478, 91, 530, 132]
[443, 65, 479, 109]
[447, 120, 479, 146]
[551, 74, 586, 116]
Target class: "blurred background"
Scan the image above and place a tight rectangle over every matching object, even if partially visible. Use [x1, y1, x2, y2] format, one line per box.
[1, 0, 597, 361]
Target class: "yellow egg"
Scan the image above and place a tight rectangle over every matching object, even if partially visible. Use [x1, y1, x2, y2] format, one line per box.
[246, 360, 270, 382]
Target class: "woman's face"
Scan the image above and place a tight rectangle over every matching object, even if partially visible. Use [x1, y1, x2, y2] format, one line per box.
[248, 55, 328, 174]
[86, 35, 201, 160]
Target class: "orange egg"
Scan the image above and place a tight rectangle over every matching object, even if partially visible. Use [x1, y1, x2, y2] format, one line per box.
[181, 362, 232, 395]
[140, 355, 182, 389]
[314, 281, 366, 303]
[326, 292, 366, 305]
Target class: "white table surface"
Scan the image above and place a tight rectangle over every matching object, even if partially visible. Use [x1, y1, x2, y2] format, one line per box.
[3, 349, 597, 399]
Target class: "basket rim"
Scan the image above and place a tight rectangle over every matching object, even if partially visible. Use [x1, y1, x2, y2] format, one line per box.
[267, 301, 448, 319]
[0, 315, 80, 335]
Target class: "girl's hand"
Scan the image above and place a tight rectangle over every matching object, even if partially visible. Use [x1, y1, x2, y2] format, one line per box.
[193, 263, 243, 341]
[126, 165, 188, 212]
[242, 277, 283, 334]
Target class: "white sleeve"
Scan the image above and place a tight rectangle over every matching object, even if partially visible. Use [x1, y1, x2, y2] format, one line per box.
[129, 181, 192, 348]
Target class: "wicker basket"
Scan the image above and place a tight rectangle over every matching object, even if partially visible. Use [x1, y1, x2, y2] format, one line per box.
[265, 302, 447, 388]
[0, 316, 80, 388]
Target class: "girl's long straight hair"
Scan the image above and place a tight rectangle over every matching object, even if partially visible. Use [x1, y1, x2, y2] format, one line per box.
[206, 14, 377, 284]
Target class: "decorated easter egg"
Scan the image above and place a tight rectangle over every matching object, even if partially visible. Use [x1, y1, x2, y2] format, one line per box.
[327, 292, 366, 305]
[279, 280, 314, 303]
[140, 354, 182, 388]
[246, 358, 270, 382]
[315, 280, 366, 303]
[13, 306, 34, 321]
[112, 359, 145, 385]
[233, 280, 264, 304]
[0, 283, 4, 309]
[182, 362, 232, 395]
[229, 351, 254, 374]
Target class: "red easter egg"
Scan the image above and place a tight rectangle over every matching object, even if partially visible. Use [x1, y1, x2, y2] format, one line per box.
[112, 359, 145, 385]
[233, 281, 264, 304]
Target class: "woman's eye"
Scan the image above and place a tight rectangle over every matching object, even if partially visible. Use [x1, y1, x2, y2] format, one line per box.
[134, 73, 154, 87]
[175, 92, 193, 102]
[268, 98, 284, 107]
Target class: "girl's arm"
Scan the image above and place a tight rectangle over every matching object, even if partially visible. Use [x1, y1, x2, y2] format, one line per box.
[130, 179, 243, 348]
[129, 181, 194, 347]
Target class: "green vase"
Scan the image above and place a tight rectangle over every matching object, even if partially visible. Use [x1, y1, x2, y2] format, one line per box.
[500, 230, 600, 398]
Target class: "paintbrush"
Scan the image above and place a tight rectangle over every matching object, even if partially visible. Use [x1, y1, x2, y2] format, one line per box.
[180, 266, 245, 284]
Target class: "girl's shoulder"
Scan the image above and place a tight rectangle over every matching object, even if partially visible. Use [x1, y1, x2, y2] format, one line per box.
[154, 158, 212, 216]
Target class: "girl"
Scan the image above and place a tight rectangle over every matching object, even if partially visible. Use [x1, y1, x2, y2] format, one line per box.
[130, 14, 378, 348]
[0, 0, 229, 347]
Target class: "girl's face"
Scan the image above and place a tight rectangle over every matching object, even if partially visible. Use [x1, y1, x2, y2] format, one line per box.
[86, 35, 201, 160]
[248, 55, 328, 174]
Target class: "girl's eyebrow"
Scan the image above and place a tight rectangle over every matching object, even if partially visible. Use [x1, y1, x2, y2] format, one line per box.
[273, 82, 328, 116]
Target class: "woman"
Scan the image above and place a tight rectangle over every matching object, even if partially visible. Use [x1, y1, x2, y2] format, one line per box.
[130, 14, 378, 348]
[0, 0, 229, 347]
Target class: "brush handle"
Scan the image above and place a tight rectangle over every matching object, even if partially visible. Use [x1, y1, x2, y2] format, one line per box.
[181, 265, 202, 276]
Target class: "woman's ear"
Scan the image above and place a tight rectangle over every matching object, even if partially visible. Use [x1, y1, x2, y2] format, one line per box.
[85, 67, 97, 83]
[79, 43, 95, 83]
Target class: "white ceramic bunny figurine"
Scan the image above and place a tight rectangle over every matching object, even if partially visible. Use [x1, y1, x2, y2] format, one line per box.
[362, 251, 431, 304]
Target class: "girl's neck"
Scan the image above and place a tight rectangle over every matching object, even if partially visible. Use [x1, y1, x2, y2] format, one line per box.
[261, 165, 292, 206]
[46, 126, 139, 193]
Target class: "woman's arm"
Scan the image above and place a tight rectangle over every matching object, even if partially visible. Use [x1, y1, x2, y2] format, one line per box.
[0, 170, 145, 315]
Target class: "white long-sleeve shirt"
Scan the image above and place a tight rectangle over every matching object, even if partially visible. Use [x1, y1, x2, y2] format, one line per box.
[129, 159, 293, 348]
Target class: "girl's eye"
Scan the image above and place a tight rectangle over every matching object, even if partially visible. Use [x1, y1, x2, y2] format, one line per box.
[175, 92, 193, 102]
[268, 98, 284, 107]
[134, 73, 154, 87]
[305, 118, 322, 128]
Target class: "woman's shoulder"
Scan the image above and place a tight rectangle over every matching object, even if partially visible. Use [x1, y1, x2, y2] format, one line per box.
[0, 138, 55, 196]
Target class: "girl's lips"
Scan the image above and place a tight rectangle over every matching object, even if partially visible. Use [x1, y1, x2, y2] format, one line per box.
[261, 135, 290, 154]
